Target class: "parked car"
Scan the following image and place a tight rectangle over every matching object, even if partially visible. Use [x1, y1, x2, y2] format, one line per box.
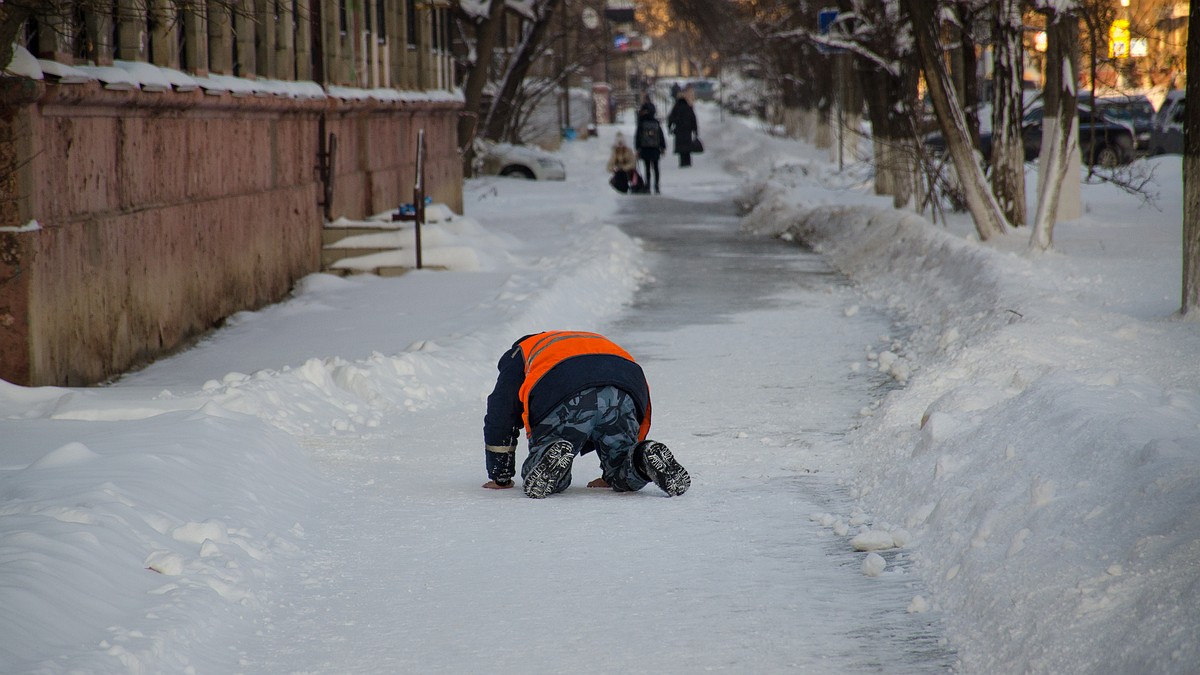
[1020, 103, 1136, 167]
[478, 142, 566, 180]
[689, 80, 717, 101]
[723, 92, 763, 117]
[1091, 94, 1155, 155]
[1149, 90, 1185, 155]
[924, 101, 1135, 167]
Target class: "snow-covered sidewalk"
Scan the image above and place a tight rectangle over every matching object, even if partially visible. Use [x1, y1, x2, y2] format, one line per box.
[2, 103, 1197, 674]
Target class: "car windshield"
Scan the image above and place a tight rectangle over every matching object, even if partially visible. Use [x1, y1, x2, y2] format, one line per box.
[1098, 99, 1155, 125]
[1023, 104, 1123, 127]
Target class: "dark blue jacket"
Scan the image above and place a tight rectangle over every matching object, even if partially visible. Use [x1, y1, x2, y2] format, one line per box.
[483, 334, 651, 448]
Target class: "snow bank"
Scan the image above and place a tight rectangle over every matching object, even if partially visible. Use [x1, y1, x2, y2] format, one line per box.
[736, 122, 1200, 672]
[0, 404, 323, 673]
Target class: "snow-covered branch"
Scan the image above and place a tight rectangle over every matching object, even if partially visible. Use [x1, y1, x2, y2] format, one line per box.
[774, 29, 900, 76]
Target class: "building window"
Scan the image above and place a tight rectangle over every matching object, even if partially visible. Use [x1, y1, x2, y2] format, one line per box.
[406, 0, 417, 47]
[377, 0, 388, 42]
[431, 7, 440, 51]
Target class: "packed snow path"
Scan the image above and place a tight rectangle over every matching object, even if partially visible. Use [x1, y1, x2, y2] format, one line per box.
[236, 184, 953, 672]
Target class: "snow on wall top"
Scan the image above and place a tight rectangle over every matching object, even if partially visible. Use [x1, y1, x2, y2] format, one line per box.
[2, 46, 463, 103]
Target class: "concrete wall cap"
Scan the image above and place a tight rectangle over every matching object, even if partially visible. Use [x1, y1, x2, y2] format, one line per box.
[113, 60, 172, 92]
[37, 59, 92, 84]
[74, 65, 140, 91]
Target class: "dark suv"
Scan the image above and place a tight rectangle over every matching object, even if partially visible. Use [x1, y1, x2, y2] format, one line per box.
[925, 101, 1135, 167]
[1149, 91, 1185, 155]
[1092, 95, 1155, 156]
[1019, 103, 1136, 167]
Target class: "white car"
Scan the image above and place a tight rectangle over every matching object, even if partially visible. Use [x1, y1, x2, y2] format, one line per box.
[479, 142, 566, 181]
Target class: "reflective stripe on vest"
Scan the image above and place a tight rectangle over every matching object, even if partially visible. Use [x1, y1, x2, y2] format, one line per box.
[516, 331, 649, 439]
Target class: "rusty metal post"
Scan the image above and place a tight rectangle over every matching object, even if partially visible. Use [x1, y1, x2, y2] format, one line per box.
[414, 128, 425, 269]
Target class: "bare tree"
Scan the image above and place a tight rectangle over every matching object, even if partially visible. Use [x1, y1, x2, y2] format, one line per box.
[845, 1, 924, 208]
[1030, 3, 1081, 252]
[1078, 0, 1118, 182]
[990, 0, 1027, 227]
[901, 0, 1007, 240]
[662, 0, 742, 56]
[481, 0, 564, 143]
[454, 0, 508, 173]
[0, 1, 58, 67]
[946, 1, 984, 146]
[1184, 2, 1200, 315]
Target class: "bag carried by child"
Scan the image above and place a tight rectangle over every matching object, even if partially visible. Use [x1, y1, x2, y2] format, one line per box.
[609, 169, 630, 193]
[628, 169, 647, 193]
[611, 169, 647, 194]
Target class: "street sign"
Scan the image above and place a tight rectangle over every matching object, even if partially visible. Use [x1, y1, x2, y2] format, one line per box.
[818, 9, 844, 55]
[1110, 19, 1130, 59]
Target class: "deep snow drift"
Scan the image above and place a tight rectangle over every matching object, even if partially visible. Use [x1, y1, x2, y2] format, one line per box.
[2, 102, 1197, 674]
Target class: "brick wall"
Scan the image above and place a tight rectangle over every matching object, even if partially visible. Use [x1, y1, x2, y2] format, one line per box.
[0, 80, 463, 386]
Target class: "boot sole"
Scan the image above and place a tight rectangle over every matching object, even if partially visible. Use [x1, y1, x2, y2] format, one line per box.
[642, 442, 690, 496]
[523, 441, 575, 499]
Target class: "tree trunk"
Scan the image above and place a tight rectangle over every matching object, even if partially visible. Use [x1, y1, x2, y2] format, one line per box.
[962, 26, 980, 148]
[902, 0, 1007, 240]
[859, 53, 914, 205]
[457, 0, 508, 175]
[951, 3, 980, 146]
[991, 0, 1027, 227]
[1183, 2, 1200, 315]
[1030, 10, 1080, 252]
[0, 4, 36, 70]
[483, 0, 562, 142]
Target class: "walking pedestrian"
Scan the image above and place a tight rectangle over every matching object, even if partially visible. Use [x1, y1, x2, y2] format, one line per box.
[481, 330, 691, 499]
[634, 102, 667, 194]
[668, 86, 699, 168]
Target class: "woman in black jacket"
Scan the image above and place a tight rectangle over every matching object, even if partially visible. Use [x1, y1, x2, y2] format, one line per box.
[667, 90, 699, 167]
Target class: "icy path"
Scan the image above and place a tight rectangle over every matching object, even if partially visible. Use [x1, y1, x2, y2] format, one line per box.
[234, 186, 953, 672]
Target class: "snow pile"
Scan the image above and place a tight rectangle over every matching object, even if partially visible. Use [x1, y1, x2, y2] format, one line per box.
[734, 117, 1200, 673]
[0, 397, 323, 673]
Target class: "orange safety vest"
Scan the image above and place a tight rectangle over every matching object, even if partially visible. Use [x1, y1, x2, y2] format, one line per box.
[516, 331, 651, 440]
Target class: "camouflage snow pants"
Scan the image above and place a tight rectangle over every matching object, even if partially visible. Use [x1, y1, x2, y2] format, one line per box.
[523, 386, 651, 494]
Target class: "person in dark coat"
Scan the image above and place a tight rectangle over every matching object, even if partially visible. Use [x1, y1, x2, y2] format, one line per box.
[634, 102, 667, 194]
[481, 331, 690, 499]
[668, 89, 699, 167]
